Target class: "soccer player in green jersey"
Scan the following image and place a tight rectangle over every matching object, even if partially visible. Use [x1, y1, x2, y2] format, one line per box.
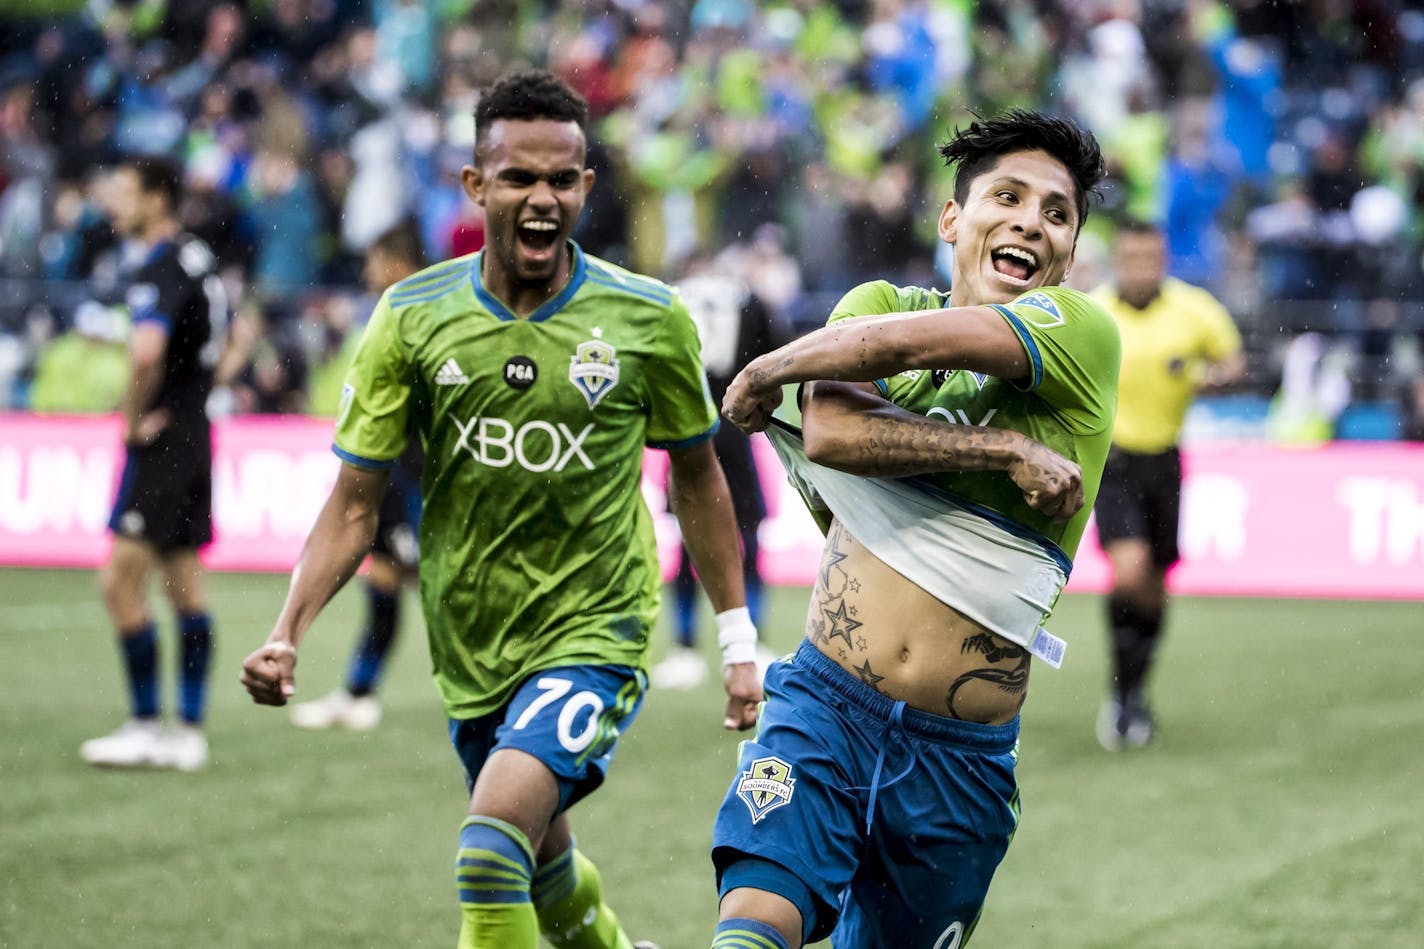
[240, 71, 761, 949]
[711, 112, 1119, 948]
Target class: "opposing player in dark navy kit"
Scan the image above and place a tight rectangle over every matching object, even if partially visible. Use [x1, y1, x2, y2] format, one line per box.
[290, 222, 428, 732]
[83, 157, 228, 772]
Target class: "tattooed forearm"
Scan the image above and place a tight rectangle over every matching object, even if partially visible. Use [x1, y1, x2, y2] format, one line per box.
[857, 418, 1008, 475]
[802, 384, 1081, 518]
[823, 410, 1027, 479]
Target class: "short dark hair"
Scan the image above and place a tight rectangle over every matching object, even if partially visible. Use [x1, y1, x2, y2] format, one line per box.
[938, 110, 1105, 230]
[474, 70, 588, 161]
[125, 156, 183, 210]
[368, 219, 427, 268]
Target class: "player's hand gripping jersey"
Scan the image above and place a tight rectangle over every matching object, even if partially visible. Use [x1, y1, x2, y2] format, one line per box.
[768, 282, 1120, 663]
[334, 245, 718, 717]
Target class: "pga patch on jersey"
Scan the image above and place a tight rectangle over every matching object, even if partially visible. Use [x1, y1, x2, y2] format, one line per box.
[569, 335, 619, 409]
[736, 755, 797, 824]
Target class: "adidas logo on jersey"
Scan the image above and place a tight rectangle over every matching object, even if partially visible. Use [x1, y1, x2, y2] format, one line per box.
[435, 358, 470, 386]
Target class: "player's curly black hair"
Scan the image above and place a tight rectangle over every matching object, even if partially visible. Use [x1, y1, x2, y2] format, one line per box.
[938, 110, 1105, 230]
[474, 70, 588, 160]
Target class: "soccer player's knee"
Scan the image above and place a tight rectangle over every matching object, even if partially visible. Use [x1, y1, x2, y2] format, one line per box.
[97, 563, 124, 607]
[456, 816, 535, 904]
[99, 569, 147, 627]
[718, 857, 814, 948]
[712, 915, 797, 949]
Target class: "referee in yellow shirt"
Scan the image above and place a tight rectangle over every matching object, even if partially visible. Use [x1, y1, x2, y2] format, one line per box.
[1091, 221, 1244, 750]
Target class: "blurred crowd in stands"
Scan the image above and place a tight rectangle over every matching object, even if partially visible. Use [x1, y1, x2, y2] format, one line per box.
[3, 0, 1424, 440]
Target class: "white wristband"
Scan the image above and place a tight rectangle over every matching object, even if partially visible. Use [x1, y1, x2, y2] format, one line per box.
[715, 607, 758, 666]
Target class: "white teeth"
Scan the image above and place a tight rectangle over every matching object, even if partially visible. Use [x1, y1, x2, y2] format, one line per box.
[522, 221, 557, 231]
[995, 246, 1038, 266]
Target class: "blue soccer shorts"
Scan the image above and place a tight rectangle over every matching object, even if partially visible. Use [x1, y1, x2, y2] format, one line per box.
[712, 641, 1021, 947]
[449, 663, 647, 813]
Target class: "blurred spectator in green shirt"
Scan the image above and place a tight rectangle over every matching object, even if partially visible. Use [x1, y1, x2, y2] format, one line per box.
[30, 302, 130, 413]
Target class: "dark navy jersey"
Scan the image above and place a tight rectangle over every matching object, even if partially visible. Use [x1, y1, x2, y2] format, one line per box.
[125, 235, 226, 421]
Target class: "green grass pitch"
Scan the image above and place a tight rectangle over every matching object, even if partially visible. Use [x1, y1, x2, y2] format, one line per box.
[2, 568, 1420, 948]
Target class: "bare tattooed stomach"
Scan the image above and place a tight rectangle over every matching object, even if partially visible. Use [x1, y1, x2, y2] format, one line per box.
[806, 518, 1030, 726]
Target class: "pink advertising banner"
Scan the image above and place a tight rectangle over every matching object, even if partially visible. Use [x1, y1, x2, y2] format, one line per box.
[0, 413, 340, 573]
[2, 413, 1423, 600]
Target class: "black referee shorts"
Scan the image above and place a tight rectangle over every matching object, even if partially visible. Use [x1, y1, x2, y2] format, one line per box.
[108, 423, 213, 553]
[1093, 446, 1181, 569]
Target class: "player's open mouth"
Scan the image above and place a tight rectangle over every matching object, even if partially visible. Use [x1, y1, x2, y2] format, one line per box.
[518, 219, 560, 255]
[991, 245, 1039, 285]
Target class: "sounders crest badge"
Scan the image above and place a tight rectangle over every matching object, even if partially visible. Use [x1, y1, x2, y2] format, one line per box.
[736, 755, 797, 824]
[569, 331, 620, 409]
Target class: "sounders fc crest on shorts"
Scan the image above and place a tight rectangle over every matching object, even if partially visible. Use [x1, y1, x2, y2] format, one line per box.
[569, 330, 619, 409]
[736, 755, 797, 823]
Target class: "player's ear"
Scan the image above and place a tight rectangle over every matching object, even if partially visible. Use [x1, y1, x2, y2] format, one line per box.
[461, 164, 485, 206]
[938, 199, 960, 245]
[582, 166, 595, 196]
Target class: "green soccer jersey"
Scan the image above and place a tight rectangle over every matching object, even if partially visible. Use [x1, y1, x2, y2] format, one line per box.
[829, 281, 1120, 560]
[334, 243, 718, 718]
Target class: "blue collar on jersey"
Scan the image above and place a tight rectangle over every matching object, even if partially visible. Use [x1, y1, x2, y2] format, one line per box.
[472, 240, 588, 323]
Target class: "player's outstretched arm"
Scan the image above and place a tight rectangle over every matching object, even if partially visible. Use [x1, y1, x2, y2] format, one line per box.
[722, 305, 1029, 433]
[240, 463, 389, 706]
[801, 381, 1084, 521]
[666, 439, 762, 731]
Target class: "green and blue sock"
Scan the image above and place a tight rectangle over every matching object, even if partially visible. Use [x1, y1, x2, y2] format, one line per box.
[455, 816, 538, 948]
[531, 845, 634, 949]
[712, 917, 791, 949]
